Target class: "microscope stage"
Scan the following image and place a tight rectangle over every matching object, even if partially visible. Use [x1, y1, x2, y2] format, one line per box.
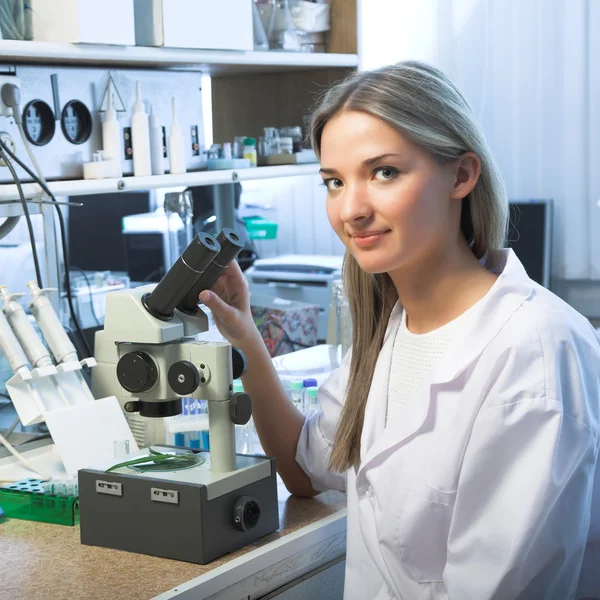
[102, 446, 273, 500]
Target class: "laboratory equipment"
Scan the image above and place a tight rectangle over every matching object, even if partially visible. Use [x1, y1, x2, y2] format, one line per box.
[0, 478, 80, 526]
[332, 279, 352, 358]
[149, 105, 165, 176]
[102, 80, 123, 175]
[131, 81, 151, 177]
[164, 190, 194, 270]
[245, 255, 343, 341]
[243, 137, 258, 168]
[305, 386, 319, 414]
[61, 100, 92, 145]
[266, 0, 302, 51]
[85, 227, 279, 564]
[253, 1, 270, 50]
[168, 97, 186, 175]
[289, 380, 303, 411]
[302, 378, 317, 409]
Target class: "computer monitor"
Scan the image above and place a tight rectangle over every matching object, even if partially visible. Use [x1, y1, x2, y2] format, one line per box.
[506, 199, 552, 288]
[67, 192, 153, 272]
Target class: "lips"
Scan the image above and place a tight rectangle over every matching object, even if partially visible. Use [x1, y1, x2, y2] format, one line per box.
[350, 230, 390, 248]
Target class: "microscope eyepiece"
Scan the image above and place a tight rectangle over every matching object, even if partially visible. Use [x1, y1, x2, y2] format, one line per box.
[177, 228, 245, 315]
[143, 232, 221, 320]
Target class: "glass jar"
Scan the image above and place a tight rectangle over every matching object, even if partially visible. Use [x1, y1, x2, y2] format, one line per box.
[332, 279, 352, 358]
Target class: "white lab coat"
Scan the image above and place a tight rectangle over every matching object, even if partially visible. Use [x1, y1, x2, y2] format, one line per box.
[296, 249, 600, 600]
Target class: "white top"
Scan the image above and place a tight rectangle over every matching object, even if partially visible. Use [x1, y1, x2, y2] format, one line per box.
[296, 249, 600, 600]
[386, 303, 481, 426]
[386, 311, 455, 426]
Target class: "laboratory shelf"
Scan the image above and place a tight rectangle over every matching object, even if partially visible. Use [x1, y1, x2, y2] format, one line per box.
[0, 40, 358, 75]
[0, 163, 321, 201]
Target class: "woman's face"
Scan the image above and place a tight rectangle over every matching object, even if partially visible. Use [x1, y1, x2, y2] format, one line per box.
[319, 110, 468, 276]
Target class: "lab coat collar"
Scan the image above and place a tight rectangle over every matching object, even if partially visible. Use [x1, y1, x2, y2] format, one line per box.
[359, 249, 534, 470]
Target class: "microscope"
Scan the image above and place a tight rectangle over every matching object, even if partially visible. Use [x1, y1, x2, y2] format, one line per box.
[78, 229, 279, 564]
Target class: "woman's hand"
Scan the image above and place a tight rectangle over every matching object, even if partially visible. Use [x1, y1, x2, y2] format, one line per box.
[199, 261, 259, 350]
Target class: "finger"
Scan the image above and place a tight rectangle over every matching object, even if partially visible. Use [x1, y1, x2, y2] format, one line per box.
[199, 290, 237, 322]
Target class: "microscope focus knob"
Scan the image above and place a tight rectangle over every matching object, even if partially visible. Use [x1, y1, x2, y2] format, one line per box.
[230, 392, 252, 425]
[231, 347, 247, 379]
[168, 361, 200, 396]
[117, 352, 158, 394]
[232, 496, 260, 532]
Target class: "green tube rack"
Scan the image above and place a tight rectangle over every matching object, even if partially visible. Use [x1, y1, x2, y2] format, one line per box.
[0, 479, 79, 526]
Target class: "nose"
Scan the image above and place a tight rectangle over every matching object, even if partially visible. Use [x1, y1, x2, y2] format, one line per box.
[339, 181, 372, 224]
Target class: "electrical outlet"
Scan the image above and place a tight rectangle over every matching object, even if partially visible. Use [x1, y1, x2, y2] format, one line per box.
[0, 131, 16, 167]
[0, 75, 22, 118]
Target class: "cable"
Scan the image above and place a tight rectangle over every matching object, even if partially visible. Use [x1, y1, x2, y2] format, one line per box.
[70, 266, 101, 326]
[0, 146, 43, 288]
[0, 138, 93, 357]
[3, 415, 19, 441]
[0, 430, 51, 480]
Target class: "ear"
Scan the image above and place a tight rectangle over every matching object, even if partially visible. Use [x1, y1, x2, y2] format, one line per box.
[450, 152, 481, 201]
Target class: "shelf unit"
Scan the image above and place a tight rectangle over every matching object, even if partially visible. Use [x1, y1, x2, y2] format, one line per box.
[0, 164, 321, 201]
[0, 40, 358, 75]
[0, 0, 358, 311]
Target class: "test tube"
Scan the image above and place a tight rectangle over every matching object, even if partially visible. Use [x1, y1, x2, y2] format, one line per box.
[114, 440, 130, 459]
[302, 378, 318, 411]
[305, 387, 319, 415]
[289, 381, 304, 412]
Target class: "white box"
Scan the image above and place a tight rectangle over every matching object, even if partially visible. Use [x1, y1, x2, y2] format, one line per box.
[134, 0, 253, 51]
[29, 0, 135, 45]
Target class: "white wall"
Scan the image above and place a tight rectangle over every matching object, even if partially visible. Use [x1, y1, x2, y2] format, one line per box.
[358, 0, 596, 281]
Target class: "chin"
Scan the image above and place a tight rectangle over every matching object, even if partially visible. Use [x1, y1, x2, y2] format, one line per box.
[351, 252, 400, 275]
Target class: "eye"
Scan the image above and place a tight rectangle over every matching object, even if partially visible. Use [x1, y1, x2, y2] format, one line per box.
[373, 166, 399, 182]
[321, 178, 344, 192]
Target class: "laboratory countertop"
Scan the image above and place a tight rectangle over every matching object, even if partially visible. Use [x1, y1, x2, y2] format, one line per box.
[0, 479, 346, 600]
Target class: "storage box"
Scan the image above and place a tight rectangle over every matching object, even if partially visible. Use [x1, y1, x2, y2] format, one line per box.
[251, 293, 319, 357]
[28, 0, 135, 45]
[134, 0, 253, 51]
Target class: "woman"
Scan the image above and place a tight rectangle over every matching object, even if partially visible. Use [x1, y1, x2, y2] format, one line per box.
[200, 62, 600, 600]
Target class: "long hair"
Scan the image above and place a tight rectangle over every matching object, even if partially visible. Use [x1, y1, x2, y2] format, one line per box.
[311, 61, 508, 472]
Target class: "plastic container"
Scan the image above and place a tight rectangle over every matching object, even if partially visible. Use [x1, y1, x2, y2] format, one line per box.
[101, 79, 123, 176]
[302, 377, 317, 407]
[305, 386, 319, 414]
[243, 137, 258, 167]
[149, 105, 165, 176]
[131, 81, 151, 176]
[242, 216, 278, 240]
[279, 136, 293, 154]
[0, 479, 79, 526]
[289, 380, 304, 411]
[169, 97, 186, 175]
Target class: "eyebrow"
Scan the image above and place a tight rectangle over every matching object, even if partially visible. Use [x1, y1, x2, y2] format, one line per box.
[319, 153, 404, 175]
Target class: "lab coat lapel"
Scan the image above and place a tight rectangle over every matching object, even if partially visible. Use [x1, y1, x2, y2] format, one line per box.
[358, 249, 534, 475]
[359, 302, 402, 462]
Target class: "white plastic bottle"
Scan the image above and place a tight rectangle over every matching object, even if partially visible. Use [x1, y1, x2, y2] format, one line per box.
[149, 105, 165, 176]
[131, 81, 151, 177]
[168, 97, 186, 175]
[101, 80, 123, 176]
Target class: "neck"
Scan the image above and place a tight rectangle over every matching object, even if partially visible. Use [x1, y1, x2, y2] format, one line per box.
[390, 238, 497, 334]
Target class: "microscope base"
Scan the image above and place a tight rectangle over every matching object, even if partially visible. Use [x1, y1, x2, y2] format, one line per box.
[78, 450, 279, 564]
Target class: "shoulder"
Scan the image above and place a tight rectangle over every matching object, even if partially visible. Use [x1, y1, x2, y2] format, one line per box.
[479, 284, 600, 429]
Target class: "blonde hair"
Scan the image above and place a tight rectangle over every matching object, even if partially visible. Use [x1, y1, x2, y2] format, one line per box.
[311, 61, 508, 472]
